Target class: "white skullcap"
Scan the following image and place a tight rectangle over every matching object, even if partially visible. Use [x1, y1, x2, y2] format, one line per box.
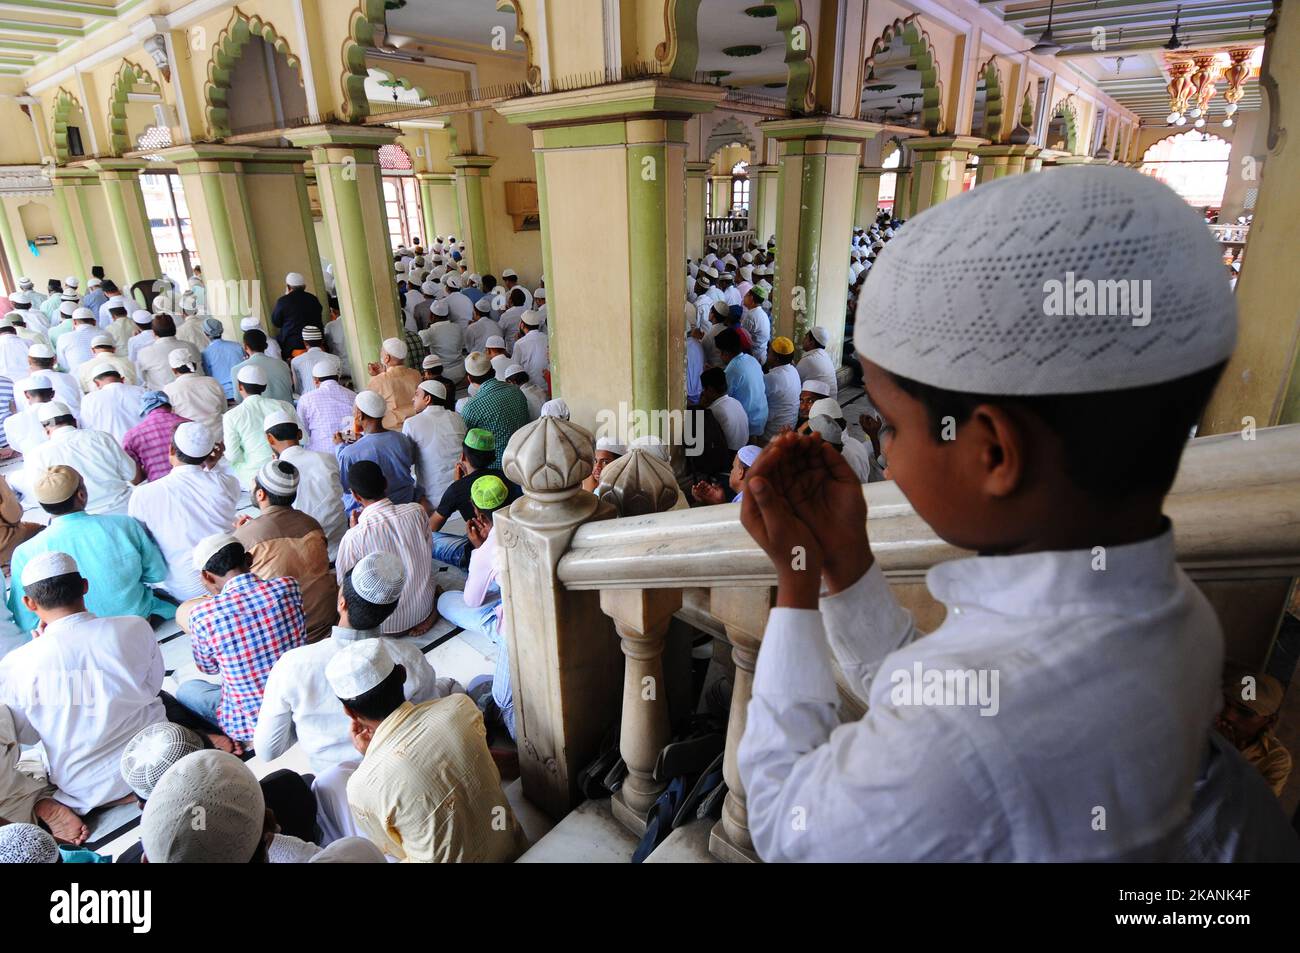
[285, 272, 306, 287]
[28, 340, 56, 359]
[63, 276, 79, 288]
[484, 335, 506, 350]
[192, 532, 240, 573]
[465, 351, 491, 376]
[89, 362, 119, 381]
[800, 379, 831, 397]
[490, 355, 513, 377]
[20, 550, 79, 587]
[595, 436, 626, 455]
[418, 379, 447, 401]
[355, 390, 387, 419]
[630, 434, 670, 462]
[504, 363, 527, 380]
[120, 722, 205, 801]
[533, 287, 546, 299]
[807, 414, 843, 445]
[522, 310, 541, 328]
[255, 459, 299, 497]
[739, 265, 754, 281]
[87, 277, 103, 288]
[810, 397, 844, 420]
[421, 355, 442, 371]
[349, 551, 405, 605]
[237, 364, 268, 386]
[302, 325, 323, 341]
[239, 317, 261, 331]
[8, 291, 29, 304]
[16, 275, 32, 287]
[808, 326, 830, 347]
[421, 280, 439, 295]
[327, 638, 396, 699]
[262, 409, 299, 432]
[59, 301, 78, 317]
[18, 374, 50, 393]
[431, 299, 451, 317]
[72, 307, 96, 323]
[468, 273, 482, 285]
[140, 749, 265, 863]
[443, 274, 460, 290]
[737, 445, 762, 468]
[173, 421, 215, 458]
[0, 823, 58, 863]
[90, 333, 114, 348]
[312, 357, 341, 378]
[382, 337, 407, 361]
[473, 297, 493, 314]
[501, 268, 518, 279]
[855, 166, 1237, 395]
[132, 309, 154, 325]
[540, 398, 570, 420]
[168, 348, 196, 370]
[36, 401, 71, 424]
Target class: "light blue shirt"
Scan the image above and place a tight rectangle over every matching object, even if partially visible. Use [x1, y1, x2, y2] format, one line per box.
[230, 351, 294, 404]
[725, 352, 768, 436]
[203, 338, 244, 401]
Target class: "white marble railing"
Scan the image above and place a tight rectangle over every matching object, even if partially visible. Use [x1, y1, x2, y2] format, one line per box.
[1210, 223, 1250, 245]
[494, 419, 1300, 861]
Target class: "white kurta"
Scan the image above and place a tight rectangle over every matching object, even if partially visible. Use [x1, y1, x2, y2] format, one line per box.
[511, 329, 549, 390]
[464, 317, 503, 356]
[520, 383, 547, 420]
[402, 406, 468, 505]
[136, 337, 201, 392]
[15, 369, 82, 417]
[422, 322, 465, 383]
[742, 307, 771, 366]
[2, 406, 47, 457]
[0, 611, 165, 813]
[796, 347, 838, 398]
[127, 464, 241, 600]
[20, 426, 136, 515]
[164, 372, 227, 434]
[80, 382, 147, 444]
[498, 307, 526, 352]
[709, 394, 749, 452]
[738, 530, 1223, 861]
[447, 292, 476, 330]
[762, 364, 801, 437]
[56, 326, 98, 375]
[291, 346, 329, 396]
[127, 330, 155, 366]
[279, 445, 348, 562]
[0, 334, 30, 382]
[839, 434, 878, 484]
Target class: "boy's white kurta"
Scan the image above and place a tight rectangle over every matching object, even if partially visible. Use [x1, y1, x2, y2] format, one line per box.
[738, 529, 1222, 861]
[403, 405, 467, 504]
[0, 612, 165, 812]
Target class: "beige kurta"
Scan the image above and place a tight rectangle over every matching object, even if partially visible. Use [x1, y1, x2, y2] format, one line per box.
[0, 704, 54, 824]
[366, 366, 421, 431]
[234, 505, 338, 642]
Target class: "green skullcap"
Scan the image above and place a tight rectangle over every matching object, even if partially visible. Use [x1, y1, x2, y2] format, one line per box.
[470, 474, 508, 510]
[464, 428, 496, 452]
[750, 285, 768, 302]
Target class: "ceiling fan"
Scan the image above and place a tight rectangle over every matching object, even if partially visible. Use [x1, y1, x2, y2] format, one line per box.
[1029, 0, 1063, 55]
[1164, 6, 1185, 50]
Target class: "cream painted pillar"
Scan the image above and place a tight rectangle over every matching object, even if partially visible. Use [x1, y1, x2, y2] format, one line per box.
[288, 125, 404, 386]
[764, 117, 880, 361]
[973, 144, 1041, 185]
[448, 155, 497, 274]
[685, 162, 709, 262]
[84, 160, 160, 289]
[496, 79, 726, 433]
[417, 172, 460, 243]
[893, 165, 914, 219]
[710, 175, 731, 218]
[749, 163, 778, 243]
[855, 166, 886, 224]
[1203, 1, 1300, 430]
[49, 169, 94, 287]
[907, 136, 985, 215]
[239, 149, 327, 321]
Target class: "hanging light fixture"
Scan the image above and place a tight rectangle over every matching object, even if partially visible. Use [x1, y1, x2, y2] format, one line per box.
[1164, 6, 1185, 51]
[1029, 0, 1063, 55]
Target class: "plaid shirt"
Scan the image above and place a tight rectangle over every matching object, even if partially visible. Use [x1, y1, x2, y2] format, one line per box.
[461, 377, 531, 469]
[296, 379, 357, 453]
[188, 573, 307, 743]
[404, 328, 429, 370]
[122, 408, 191, 481]
[0, 376, 13, 449]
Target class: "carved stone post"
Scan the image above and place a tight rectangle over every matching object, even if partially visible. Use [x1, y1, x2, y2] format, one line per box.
[709, 586, 772, 863]
[602, 587, 682, 834]
[497, 417, 623, 820]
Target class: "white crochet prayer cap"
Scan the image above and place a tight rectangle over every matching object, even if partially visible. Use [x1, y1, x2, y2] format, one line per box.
[799, 379, 831, 397]
[854, 166, 1237, 395]
[168, 348, 195, 369]
[285, 272, 306, 287]
[72, 307, 96, 323]
[132, 309, 154, 326]
[255, 459, 299, 496]
[91, 333, 114, 348]
[262, 409, 299, 431]
[173, 421, 215, 458]
[737, 445, 761, 467]
[501, 268, 518, 279]
[312, 356, 341, 378]
[239, 317, 261, 331]
[20, 550, 79, 587]
[810, 397, 843, 420]
[431, 299, 451, 317]
[474, 297, 493, 314]
[484, 335, 506, 350]
[355, 390, 387, 419]
[421, 355, 442, 371]
[418, 379, 447, 401]
[503, 363, 526, 380]
[350, 551, 405, 605]
[27, 343, 54, 359]
[807, 326, 830, 347]
[0, 823, 58, 863]
[120, 722, 205, 800]
[540, 398, 570, 420]
[140, 750, 265, 863]
[327, 638, 395, 699]
[36, 401, 71, 424]
[521, 310, 541, 328]
[595, 436, 626, 455]
[237, 364, 267, 386]
[382, 336, 407, 361]
[192, 532, 240, 572]
[533, 287, 546, 299]
[63, 276, 79, 288]
[18, 374, 50, 392]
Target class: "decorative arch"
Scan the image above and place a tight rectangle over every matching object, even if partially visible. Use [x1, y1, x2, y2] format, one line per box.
[1048, 97, 1079, 153]
[107, 61, 162, 156]
[978, 56, 1004, 141]
[863, 16, 944, 134]
[880, 136, 904, 164]
[340, 0, 387, 122]
[51, 88, 85, 164]
[1139, 128, 1231, 159]
[774, 0, 816, 114]
[495, 0, 541, 88]
[1020, 85, 1035, 129]
[205, 8, 303, 139]
[656, 0, 703, 80]
[705, 116, 756, 163]
[365, 66, 432, 107]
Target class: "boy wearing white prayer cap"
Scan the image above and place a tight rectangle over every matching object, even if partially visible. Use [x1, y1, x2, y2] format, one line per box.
[79, 360, 148, 443]
[328, 622, 522, 862]
[364, 337, 421, 430]
[735, 166, 1283, 862]
[464, 296, 502, 355]
[421, 297, 466, 384]
[163, 346, 227, 433]
[505, 364, 547, 420]
[126, 309, 156, 365]
[17, 341, 82, 417]
[290, 324, 329, 396]
[403, 378, 467, 505]
[222, 363, 297, 482]
[795, 324, 838, 398]
[76, 333, 136, 392]
[263, 408, 348, 560]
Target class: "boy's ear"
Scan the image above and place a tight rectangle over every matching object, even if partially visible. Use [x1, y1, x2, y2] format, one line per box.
[967, 403, 1028, 499]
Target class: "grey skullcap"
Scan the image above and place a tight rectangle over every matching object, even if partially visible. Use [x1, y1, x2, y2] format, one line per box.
[0, 823, 58, 863]
[202, 318, 225, 338]
[255, 459, 299, 497]
[854, 165, 1237, 395]
[120, 721, 205, 800]
[350, 551, 405, 605]
[140, 750, 265, 863]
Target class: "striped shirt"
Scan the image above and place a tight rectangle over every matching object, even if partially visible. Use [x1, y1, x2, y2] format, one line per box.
[335, 498, 435, 635]
[297, 379, 356, 453]
[123, 408, 190, 482]
[461, 377, 531, 469]
[188, 573, 307, 743]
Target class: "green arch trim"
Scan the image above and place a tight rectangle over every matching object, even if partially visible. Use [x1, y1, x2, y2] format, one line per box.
[773, 0, 815, 115]
[1050, 97, 1079, 153]
[108, 61, 163, 156]
[657, 0, 703, 80]
[979, 56, 1003, 142]
[1020, 87, 1035, 129]
[51, 87, 85, 165]
[340, 0, 388, 123]
[863, 15, 944, 135]
[205, 8, 303, 139]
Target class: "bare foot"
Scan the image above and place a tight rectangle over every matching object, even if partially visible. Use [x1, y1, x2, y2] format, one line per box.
[207, 733, 244, 756]
[408, 604, 439, 637]
[34, 798, 88, 845]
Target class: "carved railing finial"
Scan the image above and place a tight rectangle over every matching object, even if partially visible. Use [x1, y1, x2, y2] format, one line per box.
[596, 448, 680, 516]
[502, 416, 595, 502]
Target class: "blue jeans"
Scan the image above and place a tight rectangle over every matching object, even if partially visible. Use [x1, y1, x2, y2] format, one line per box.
[431, 531, 473, 570]
[176, 679, 222, 731]
[437, 589, 513, 739]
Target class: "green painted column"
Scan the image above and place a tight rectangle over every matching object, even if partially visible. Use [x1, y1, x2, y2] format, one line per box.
[855, 166, 886, 225]
[685, 162, 709, 261]
[416, 172, 459, 244]
[748, 163, 778, 244]
[0, 198, 22, 285]
[908, 136, 985, 216]
[448, 155, 497, 275]
[287, 125, 403, 386]
[50, 169, 95, 287]
[86, 159, 160, 289]
[893, 164, 914, 219]
[762, 116, 881, 362]
[973, 144, 1042, 185]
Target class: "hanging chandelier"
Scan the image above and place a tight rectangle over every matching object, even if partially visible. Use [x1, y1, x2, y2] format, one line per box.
[1165, 59, 1195, 125]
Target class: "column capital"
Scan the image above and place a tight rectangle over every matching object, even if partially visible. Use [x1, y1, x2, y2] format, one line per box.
[495, 78, 726, 128]
[284, 124, 401, 151]
[80, 158, 153, 175]
[414, 171, 455, 182]
[1052, 154, 1095, 165]
[686, 161, 711, 176]
[973, 143, 1041, 159]
[154, 143, 269, 166]
[447, 154, 498, 172]
[858, 165, 889, 175]
[908, 135, 987, 156]
[747, 163, 778, 174]
[760, 116, 882, 144]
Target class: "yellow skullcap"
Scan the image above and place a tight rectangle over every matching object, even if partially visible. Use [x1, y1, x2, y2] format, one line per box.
[34, 465, 81, 505]
[771, 336, 794, 355]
